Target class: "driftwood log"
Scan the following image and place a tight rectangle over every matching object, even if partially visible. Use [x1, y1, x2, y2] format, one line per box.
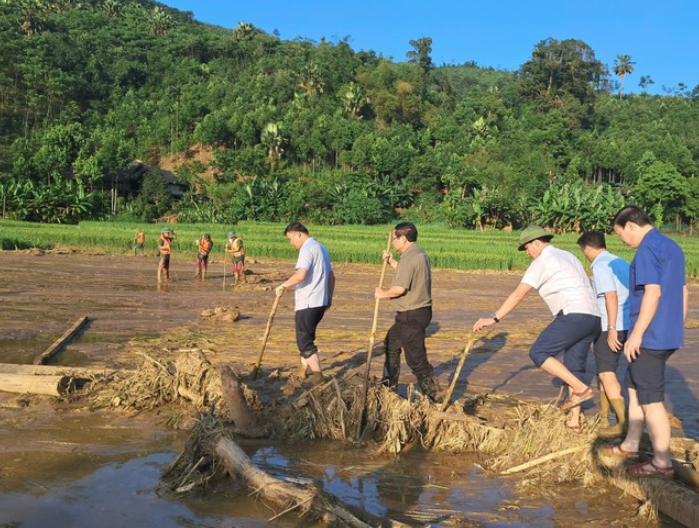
[34, 316, 89, 365]
[0, 373, 78, 396]
[220, 366, 266, 438]
[213, 435, 410, 527]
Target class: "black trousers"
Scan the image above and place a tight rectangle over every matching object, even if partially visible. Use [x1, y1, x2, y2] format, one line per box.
[384, 306, 434, 381]
[295, 306, 327, 359]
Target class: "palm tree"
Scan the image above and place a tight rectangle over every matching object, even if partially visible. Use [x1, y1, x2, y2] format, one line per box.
[147, 6, 174, 36]
[261, 123, 284, 171]
[233, 22, 256, 41]
[613, 55, 635, 99]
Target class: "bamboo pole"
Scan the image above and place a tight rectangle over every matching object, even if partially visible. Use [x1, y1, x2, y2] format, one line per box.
[501, 446, 587, 475]
[33, 316, 89, 365]
[439, 333, 478, 412]
[251, 291, 283, 380]
[222, 252, 227, 290]
[355, 232, 393, 440]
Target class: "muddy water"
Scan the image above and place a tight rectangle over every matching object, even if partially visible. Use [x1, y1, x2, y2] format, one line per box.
[0, 251, 696, 526]
[0, 409, 648, 528]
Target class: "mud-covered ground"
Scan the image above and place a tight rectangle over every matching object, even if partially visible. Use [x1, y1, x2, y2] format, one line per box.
[1, 250, 697, 527]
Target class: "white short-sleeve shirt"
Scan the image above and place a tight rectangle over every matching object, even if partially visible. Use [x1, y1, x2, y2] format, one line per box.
[294, 237, 333, 310]
[521, 245, 600, 318]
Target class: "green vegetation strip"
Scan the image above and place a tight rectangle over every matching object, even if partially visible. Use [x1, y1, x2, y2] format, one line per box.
[3, 220, 699, 277]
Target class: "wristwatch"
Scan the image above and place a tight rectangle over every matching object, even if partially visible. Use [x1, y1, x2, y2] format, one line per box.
[608, 325, 616, 330]
[490, 313, 500, 323]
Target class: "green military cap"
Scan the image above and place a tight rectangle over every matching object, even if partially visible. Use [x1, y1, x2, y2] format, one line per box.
[161, 227, 173, 234]
[517, 225, 553, 251]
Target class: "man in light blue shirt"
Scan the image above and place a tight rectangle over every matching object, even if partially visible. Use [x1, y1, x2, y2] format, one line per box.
[578, 231, 630, 438]
[277, 222, 335, 386]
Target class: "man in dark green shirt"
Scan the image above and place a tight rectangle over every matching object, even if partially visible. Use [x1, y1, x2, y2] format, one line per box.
[375, 222, 439, 401]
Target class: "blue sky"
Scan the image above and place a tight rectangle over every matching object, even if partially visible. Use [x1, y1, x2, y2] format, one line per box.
[164, 0, 698, 95]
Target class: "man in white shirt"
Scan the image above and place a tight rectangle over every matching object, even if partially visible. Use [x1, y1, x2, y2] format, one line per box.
[473, 225, 601, 431]
[277, 222, 335, 386]
[578, 230, 630, 438]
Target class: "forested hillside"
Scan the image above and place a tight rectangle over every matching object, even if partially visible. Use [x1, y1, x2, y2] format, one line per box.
[1, 0, 699, 229]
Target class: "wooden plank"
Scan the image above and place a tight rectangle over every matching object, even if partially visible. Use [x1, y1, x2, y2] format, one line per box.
[0, 364, 124, 377]
[0, 373, 76, 397]
[33, 316, 89, 365]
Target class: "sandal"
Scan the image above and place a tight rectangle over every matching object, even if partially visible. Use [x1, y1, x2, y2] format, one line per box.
[626, 461, 674, 480]
[558, 387, 594, 411]
[600, 444, 640, 461]
[566, 422, 582, 434]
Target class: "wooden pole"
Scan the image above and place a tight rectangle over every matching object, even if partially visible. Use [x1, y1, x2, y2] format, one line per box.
[33, 316, 89, 365]
[251, 291, 283, 380]
[439, 333, 478, 412]
[355, 232, 393, 440]
[222, 252, 227, 290]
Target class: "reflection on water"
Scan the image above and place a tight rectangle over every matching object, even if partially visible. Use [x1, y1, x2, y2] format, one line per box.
[0, 434, 680, 528]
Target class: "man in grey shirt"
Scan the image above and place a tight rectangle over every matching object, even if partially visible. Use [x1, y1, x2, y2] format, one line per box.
[277, 222, 335, 386]
[375, 222, 439, 401]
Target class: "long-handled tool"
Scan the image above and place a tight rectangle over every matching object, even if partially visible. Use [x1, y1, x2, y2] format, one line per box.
[355, 232, 393, 440]
[439, 332, 478, 412]
[222, 252, 227, 290]
[251, 291, 283, 380]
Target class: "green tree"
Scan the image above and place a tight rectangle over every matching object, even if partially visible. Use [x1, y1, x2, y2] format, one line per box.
[406, 37, 434, 73]
[613, 54, 635, 99]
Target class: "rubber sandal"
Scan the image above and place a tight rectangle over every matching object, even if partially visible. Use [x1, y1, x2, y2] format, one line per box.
[600, 444, 640, 461]
[626, 461, 674, 480]
[565, 422, 582, 434]
[558, 387, 594, 412]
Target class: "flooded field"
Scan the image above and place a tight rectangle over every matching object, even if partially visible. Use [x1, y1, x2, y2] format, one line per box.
[1, 250, 697, 527]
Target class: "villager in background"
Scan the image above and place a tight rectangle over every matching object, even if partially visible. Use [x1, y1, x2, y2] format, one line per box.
[133, 229, 145, 256]
[157, 228, 176, 283]
[195, 234, 213, 279]
[226, 233, 246, 285]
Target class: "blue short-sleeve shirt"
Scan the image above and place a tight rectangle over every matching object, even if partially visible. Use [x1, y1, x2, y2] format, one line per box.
[629, 228, 686, 350]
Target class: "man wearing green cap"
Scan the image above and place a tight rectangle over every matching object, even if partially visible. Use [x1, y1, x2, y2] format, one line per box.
[473, 225, 601, 431]
[157, 227, 177, 283]
[225, 232, 245, 285]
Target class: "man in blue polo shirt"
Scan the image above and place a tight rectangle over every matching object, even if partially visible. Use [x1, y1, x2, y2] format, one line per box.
[578, 230, 630, 438]
[603, 206, 688, 480]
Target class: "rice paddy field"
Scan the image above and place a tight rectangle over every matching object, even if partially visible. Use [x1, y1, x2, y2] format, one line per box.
[3, 219, 699, 276]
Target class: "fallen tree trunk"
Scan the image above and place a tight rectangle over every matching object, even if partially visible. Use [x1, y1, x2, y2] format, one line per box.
[609, 475, 699, 528]
[213, 435, 409, 527]
[0, 373, 79, 396]
[34, 316, 89, 365]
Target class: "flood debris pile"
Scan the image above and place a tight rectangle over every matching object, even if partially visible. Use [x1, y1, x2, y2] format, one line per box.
[89, 350, 259, 417]
[83, 350, 699, 524]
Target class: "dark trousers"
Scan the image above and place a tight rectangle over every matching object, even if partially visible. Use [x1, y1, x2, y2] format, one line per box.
[295, 306, 327, 359]
[384, 306, 434, 383]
